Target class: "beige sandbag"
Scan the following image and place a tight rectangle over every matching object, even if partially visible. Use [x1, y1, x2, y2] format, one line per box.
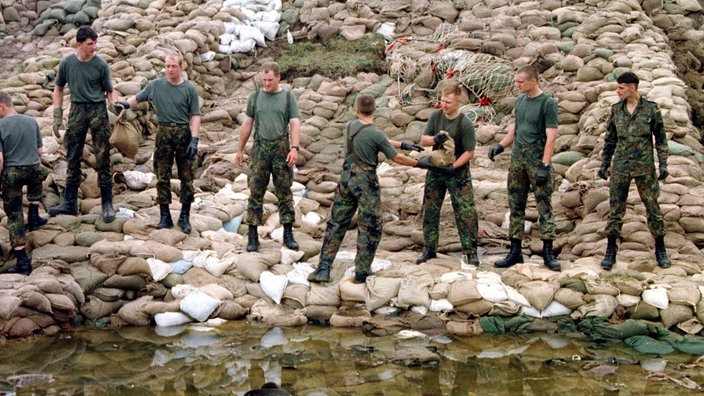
[282, 284, 309, 308]
[122, 218, 152, 239]
[308, 283, 341, 306]
[456, 299, 494, 316]
[661, 304, 693, 329]
[429, 282, 450, 300]
[45, 293, 77, 312]
[149, 228, 187, 246]
[396, 270, 433, 308]
[130, 240, 183, 262]
[606, 274, 645, 296]
[199, 284, 234, 300]
[518, 281, 558, 311]
[668, 281, 701, 308]
[89, 239, 133, 256]
[446, 319, 484, 335]
[553, 287, 585, 309]
[90, 252, 127, 276]
[488, 300, 522, 316]
[237, 259, 268, 282]
[365, 277, 402, 311]
[248, 300, 307, 326]
[24, 276, 64, 294]
[584, 279, 620, 296]
[70, 262, 109, 293]
[305, 305, 337, 321]
[429, 131, 455, 167]
[217, 275, 248, 298]
[17, 288, 52, 313]
[572, 294, 618, 319]
[339, 277, 365, 302]
[677, 318, 704, 335]
[447, 280, 482, 306]
[212, 300, 246, 320]
[329, 305, 371, 327]
[80, 297, 126, 320]
[116, 257, 150, 276]
[117, 296, 155, 326]
[110, 110, 140, 158]
[0, 295, 22, 320]
[7, 318, 41, 338]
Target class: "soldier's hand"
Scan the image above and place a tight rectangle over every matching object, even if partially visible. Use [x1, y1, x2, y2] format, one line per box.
[186, 136, 199, 160]
[437, 164, 455, 175]
[114, 101, 130, 115]
[658, 165, 668, 180]
[236, 150, 244, 166]
[433, 133, 448, 145]
[52, 107, 64, 138]
[488, 144, 504, 161]
[416, 156, 432, 169]
[598, 163, 609, 180]
[535, 163, 550, 186]
[401, 141, 423, 152]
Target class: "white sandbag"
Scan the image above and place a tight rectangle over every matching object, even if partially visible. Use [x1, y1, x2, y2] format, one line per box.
[180, 290, 221, 322]
[252, 21, 279, 40]
[302, 212, 322, 224]
[476, 272, 508, 302]
[230, 39, 256, 53]
[540, 301, 572, 317]
[122, 171, 156, 191]
[220, 33, 236, 45]
[223, 20, 241, 34]
[440, 271, 473, 283]
[642, 284, 670, 309]
[376, 22, 395, 42]
[411, 306, 428, 315]
[260, 9, 281, 22]
[505, 285, 531, 307]
[171, 284, 197, 299]
[520, 305, 542, 318]
[281, 247, 305, 265]
[429, 299, 453, 312]
[239, 25, 266, 47]
[260, 271, 288, 304]
[147, 258, 172, 282]
[617, 294, 641, 308]
[155, 312, 193, 327]
[287, 262, 315, 286]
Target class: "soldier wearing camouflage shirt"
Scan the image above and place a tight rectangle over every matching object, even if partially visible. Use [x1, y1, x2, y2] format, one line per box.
[308, 94, 431, 284]
[598, 71, 670, 270]
[50, 26, 117, 223]
[117, 52, 201, 234]
[489, 65, 561, 271]
[415, 84, 480, 266]
[0, 91, 47, 275]
[237, 62, 300, 252]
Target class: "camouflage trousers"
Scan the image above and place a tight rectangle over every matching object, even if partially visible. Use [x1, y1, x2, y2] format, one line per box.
[65, 102, 112, 188]
[1, 165, 42, 247]
[421, 165, 478, 253]
[245, 137, 295, 226]
[507, 144, 556, 240]
[606, 171, 665, 238]
[319, 158, 382, 278]
[154, 124, 195, 205]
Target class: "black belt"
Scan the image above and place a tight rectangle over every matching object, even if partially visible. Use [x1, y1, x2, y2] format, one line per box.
[158, 122, 189, 127]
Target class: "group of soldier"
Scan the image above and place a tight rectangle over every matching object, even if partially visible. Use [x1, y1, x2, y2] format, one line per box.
[1, 26, 672, 279]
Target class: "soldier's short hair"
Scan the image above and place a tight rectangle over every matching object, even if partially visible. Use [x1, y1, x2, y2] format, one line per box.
[261, 62, 281, 76]
[76, 26, 98, 43]
[617, 71, 639, 87]
[441, 84, 462, 98]
[0, 91, 12, 107]
[165, 52, 184, 67]
[356, 94, 376, 116]
[517, 65, 539, 81]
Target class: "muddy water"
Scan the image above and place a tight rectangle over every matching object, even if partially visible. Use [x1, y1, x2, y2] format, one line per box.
[0, 322, 701, 395]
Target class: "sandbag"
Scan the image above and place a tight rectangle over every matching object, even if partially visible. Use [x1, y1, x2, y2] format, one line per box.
[260, 271, 288, 304]
[110, 110, 140, 158]
[518, 281, 558, 311]
[365, 277, 402, 311]
[180, 290, 220, 322]
[447, 280, 482, 306]
[339, 277, 366, 302]
[248, 300, 307, 326]
[307, 283, 340, 306]
[396, 271, 433, 308]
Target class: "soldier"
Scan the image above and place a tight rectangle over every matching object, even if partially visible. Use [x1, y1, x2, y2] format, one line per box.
[308, 94, 432, 283]
[0, 91, 47, 275]
[489, 65, 560, 271]
[236, 62, 300, 252]
[116, 52, 201, 233]
[598, 71, 670, 270]
[415, 84, 480, 266]
[50, 25, 118, 222]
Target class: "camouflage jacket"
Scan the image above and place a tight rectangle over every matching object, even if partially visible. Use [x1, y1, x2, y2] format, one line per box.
[602, 97, 667, 177]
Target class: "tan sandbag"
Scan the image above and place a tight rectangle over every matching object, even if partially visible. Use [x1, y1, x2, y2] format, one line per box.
[198, 284, 234, 301]
[45, 293, 77, 312]
[365, 276, 401, 311]
[234, 294, 259, 310]
[0, 295, 22, 320]
[212, 300, 246, 320]
[606, 274, 645, 296]
[246, 283, 275, 305]
[130, 240, 183, 262]
[308, 283, 341, 306]
[80, 297, 126, 320]
[92, 287, 124, 302]
[677, 318, 704, 335]
[305, 305, 338, 321]
[339, 277, 366, 302]
[143, 299, 181, 316]
[116, 257, 150, 276]
[456, 299, 494, 316]
[237, 259, 268, 282]
[518, 281, 558, 311]
[396, 270, 433, 308]
[110, 110, 141, 158]
[117, 296, 155, 326]
[90, 252, 127, 276]
[182, 268, 220, 287]
[447, 280, 482, 306]
[488, 300, 522, 316]
[668, 281, 701, 308]
[89, 239, 133, 256]
[103, 274, 146, 290]
[584, 279, 620, 296]
[149, 228, 187, 246]
[28, 226, 63, 248]
[429, 131, 455, 167]
[446, 319, 484, 335]
[429, 282, 450, 300]
[24, 276, 64, 294]
[329, 305, 371, 328]
[282, 284, 309, 308]
[217, 275, 248, 298]
[248, 300, 307, 326]
[16, 287, 52, 314]
[31, 244, 89, 263]
[7, 317, 41, 338]
[553, 288, 585, 309]
[572, 294, 618, 319]
[122, 218, 152, 239]
[661, 304, 694, 329]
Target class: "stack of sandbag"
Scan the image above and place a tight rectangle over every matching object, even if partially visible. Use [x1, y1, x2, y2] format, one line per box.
[218, 0, 282, 54]
[33, 0, 101, 36]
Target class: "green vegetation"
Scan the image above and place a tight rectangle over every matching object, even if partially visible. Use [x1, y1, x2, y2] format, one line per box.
[277, 33, 387, 79]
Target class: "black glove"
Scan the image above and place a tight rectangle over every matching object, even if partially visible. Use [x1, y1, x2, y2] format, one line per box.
[416, 156, 432, 169]
[535, 163, 550, 186]
[116, 100, 130, 109]
[186, 136, 199, 160]
[658, 165, 668, 180]
[401, 141, 423, 152]
[598, 163, 609, 180]
[488, 144, 504, 161]
[433, 133, 448, 145]
[437, 165, 455, 175]
[114, 101, 130, 115]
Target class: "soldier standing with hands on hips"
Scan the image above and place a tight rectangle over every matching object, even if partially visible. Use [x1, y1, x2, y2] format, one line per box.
[598, 71, 671, 270]
[489, 65, 561, 271]
[116, 52, 201, 234]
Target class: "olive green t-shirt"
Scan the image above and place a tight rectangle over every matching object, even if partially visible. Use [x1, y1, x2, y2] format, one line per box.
[423, 110, 476, 156]
[56, 54, 113, 103]
[246, 89, 300, 141]
[514, 92, 558, 147]
[0, 114, 42, 166]
[344, 119, 398, 167]
[136, 78, 201, 125]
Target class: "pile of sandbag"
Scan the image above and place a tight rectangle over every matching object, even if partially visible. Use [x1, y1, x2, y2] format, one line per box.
[33, 0, 101, 36]
[218, 0, 283, 54]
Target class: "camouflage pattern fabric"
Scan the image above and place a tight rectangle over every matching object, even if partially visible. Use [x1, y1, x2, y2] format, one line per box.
[507, 144, 556, 240]
[64, 102, 112, 188]
[602, 98, 667, 177]
[154, 124, 195, 205]
[421, 165, 478, 254]
[606, 170, 665, 238]
[245, 137, 294, 226]
[318, 156, 382, 279]
[1, 165, 43, 247]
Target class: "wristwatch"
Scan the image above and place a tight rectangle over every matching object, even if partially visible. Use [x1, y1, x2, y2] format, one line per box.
[291, 146, 300, 151]
[542, 162, 550, 167]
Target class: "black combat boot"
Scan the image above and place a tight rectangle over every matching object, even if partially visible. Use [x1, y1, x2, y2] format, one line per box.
[464, 250, 480, 266]
[416, 251, 437, 264]
[308, 263, 331, 283]
[655, 236, 671, 268]
[283, 223, 299, 250]
[7, 248, 31, 276]
[27, 203, 47, 231]
[354, 270, 369, 284]
[157, 204, 173, 229]
[100, 185, 115, 223]
[542, 239, 561, 271]
[246, 225, 259, 252]
[178, 203, 192, 234]
[495, 238, 524, 268]
[48, 183, 78, 216]
[601, 237, 618, 270]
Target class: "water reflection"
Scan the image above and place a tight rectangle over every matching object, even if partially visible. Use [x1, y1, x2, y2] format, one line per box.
[0, 322, 702, 394]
